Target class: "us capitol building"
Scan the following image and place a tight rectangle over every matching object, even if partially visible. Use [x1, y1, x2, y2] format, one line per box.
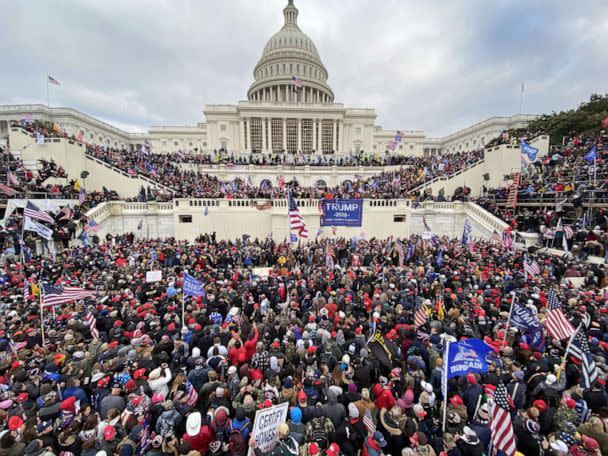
[0, 0, 534, 157]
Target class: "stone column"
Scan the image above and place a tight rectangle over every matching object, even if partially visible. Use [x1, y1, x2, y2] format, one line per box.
[297, 118, 302, 153]
[267, 118, 273, 152]
[282, 118, 287, 152]
[338, 120, 344, 154]
[239, 118, 245, 151]
[262, 119, 267, 152]
[246, 118, 251, 151]
[318, 119, 323, 153]
[312, 119, 317, 153]
[332, 120, 337, 152]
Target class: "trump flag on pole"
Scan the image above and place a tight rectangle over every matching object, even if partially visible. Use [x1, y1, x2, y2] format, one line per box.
[183, 273, 205, 297]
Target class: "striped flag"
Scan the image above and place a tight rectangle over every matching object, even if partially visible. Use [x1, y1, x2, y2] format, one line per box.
[489, 383, 517, 456]
[84, 219, 102, 233]
[506, 173, 520, 209]
[414, 297, 427, 328]
[523, 256, 540, 278]
[326, 243, 335, 257]
[24, 201, 55, 224]
[326, 253, 335, 271]
[7, 172, 19, 186]
[291, 75, 303, 91]
[362, 409, 376, 434]
[185, 379, 199, 406]
[288, 191, 308, 238]
[85, 311, 99, 340]
[546, 289, 575, 340]
[9, 340, 27, 353]
[78, 189, 86, 205]
[567, 325, 598, 388]
[394, 241, 405, 265]
[59, 206, 73, 221]
[48, 75, 60, 85]
[42, 283, 96, 307]
[0, 183, 18, 197]
[490, 230, 504, 244]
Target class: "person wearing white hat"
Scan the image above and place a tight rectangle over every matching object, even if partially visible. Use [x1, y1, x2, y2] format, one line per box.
[549, 439, 568, 455]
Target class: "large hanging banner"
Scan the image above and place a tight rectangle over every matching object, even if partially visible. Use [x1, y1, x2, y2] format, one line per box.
[320, 199, 363, 227]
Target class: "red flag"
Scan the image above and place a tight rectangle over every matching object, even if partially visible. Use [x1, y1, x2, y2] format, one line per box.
[602, 114, 608, 129]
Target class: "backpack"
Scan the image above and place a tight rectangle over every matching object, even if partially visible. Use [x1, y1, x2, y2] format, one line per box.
[228, 429, 247, 456]
[308, 417, 328, 449]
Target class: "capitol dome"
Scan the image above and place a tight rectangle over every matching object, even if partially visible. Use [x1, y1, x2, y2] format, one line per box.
[247, 0, 334, 104]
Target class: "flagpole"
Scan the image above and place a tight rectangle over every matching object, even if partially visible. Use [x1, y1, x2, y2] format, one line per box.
[181, 271, 186, 328]
[46, 77, 50, 107]
[442, 340, 450, 433]
[40, 288, 46, 348]
[519, 82, 524, 114]
[557, 323, 580, 381]
[502, 292, 517, 347]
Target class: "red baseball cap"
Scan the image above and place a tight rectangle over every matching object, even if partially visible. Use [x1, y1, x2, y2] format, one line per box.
[297, 391, 307, 403]
[8, 416, 23, 431]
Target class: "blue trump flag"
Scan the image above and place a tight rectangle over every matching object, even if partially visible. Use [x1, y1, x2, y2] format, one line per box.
[520, 141, 539, 162]
[183, 273, 205, 297]
[510, 302, 540, 330]
[585, 145, 597, 163]
[443, 339, 495, 380]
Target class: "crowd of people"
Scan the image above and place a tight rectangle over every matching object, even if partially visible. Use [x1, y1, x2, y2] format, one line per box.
[475, 130, 608, 259]
[0, 233, 605, 456]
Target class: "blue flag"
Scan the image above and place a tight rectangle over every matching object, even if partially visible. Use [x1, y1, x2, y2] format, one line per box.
[584, 145, 597, 163]
[520, 141, 539, 162]
[461, 219, 472, 246]
[521, 326, 545, 352]
[443, 339, 495, 380]
[290, 233, 298, 243]
[78, 231, 90, 247]
[510, 302, 540, 330]
[183, 273, 205, 297]
[436, 247, 444, 267]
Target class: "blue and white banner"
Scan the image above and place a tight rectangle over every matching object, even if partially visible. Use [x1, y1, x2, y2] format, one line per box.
[443, 339, 495, 380]
[24, 216, 53, 240]
[183, 273, 205, 297]
[320, 199, 363, 227]
[510, 302, 540, 330]
[520, 141, 539, 162]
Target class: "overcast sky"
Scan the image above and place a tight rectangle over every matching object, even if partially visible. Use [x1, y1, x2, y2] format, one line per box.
[2, 0, 607, 137]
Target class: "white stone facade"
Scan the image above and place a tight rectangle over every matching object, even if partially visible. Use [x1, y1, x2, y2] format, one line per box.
[0, 1, 538, 158]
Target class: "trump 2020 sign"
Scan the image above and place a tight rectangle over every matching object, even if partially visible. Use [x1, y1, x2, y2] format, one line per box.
[320, 199, 363, 227]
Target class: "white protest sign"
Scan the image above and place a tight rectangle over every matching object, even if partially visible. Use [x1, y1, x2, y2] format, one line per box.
[248, 402, 289, 456]
[145, 270, 162, 283]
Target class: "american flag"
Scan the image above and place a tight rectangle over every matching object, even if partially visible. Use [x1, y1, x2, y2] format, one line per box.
[59, 206, 73, 221]
[362, 409, 376, 434]
[9, 340, 27, 353]
[291, 75, 303, 90]
[556, 220, 574, 239]
[523, 256, 540, 278]
[7, 172, 19, 186]
[546, 289, 574, 340]
[185, 379, 199, 406]
[326, 253, 335, 271]
[505, 173, 520, 209]
[490, 230, 504, 244]
[42, 283, 96, 307]
[414, 297, 427, 328]
[24, 201, 55, 224]
[394, 241, 405, 265]
[0, 183, 18, 197]
[48, 75, 60, 85]
[567, 325, 598, 388]
[326, 243, 335, 257]
[489, 383, 517, 456]
[78, 189, 86, 204]
[288, 192, 308, 238]
[85, 311, 99, 340]
[84, 219, 102, 233]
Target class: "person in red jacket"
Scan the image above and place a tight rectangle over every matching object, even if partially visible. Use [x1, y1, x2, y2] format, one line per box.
[372, 377, 395, 413]
[244, 323, 259, 360]
[228, 340, 247, 367]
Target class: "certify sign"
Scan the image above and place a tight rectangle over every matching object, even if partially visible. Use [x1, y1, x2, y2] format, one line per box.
[248, 402, 289, 456]
[320, 199, 363, 227]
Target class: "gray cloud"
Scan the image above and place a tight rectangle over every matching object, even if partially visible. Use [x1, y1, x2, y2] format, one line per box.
[1, 0, 606, 137]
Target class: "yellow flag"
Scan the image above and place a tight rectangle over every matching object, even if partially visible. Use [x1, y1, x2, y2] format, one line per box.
[74, 179, 80, 191]
[52, 122, 62, 133]
[31, 283, 40, 297]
